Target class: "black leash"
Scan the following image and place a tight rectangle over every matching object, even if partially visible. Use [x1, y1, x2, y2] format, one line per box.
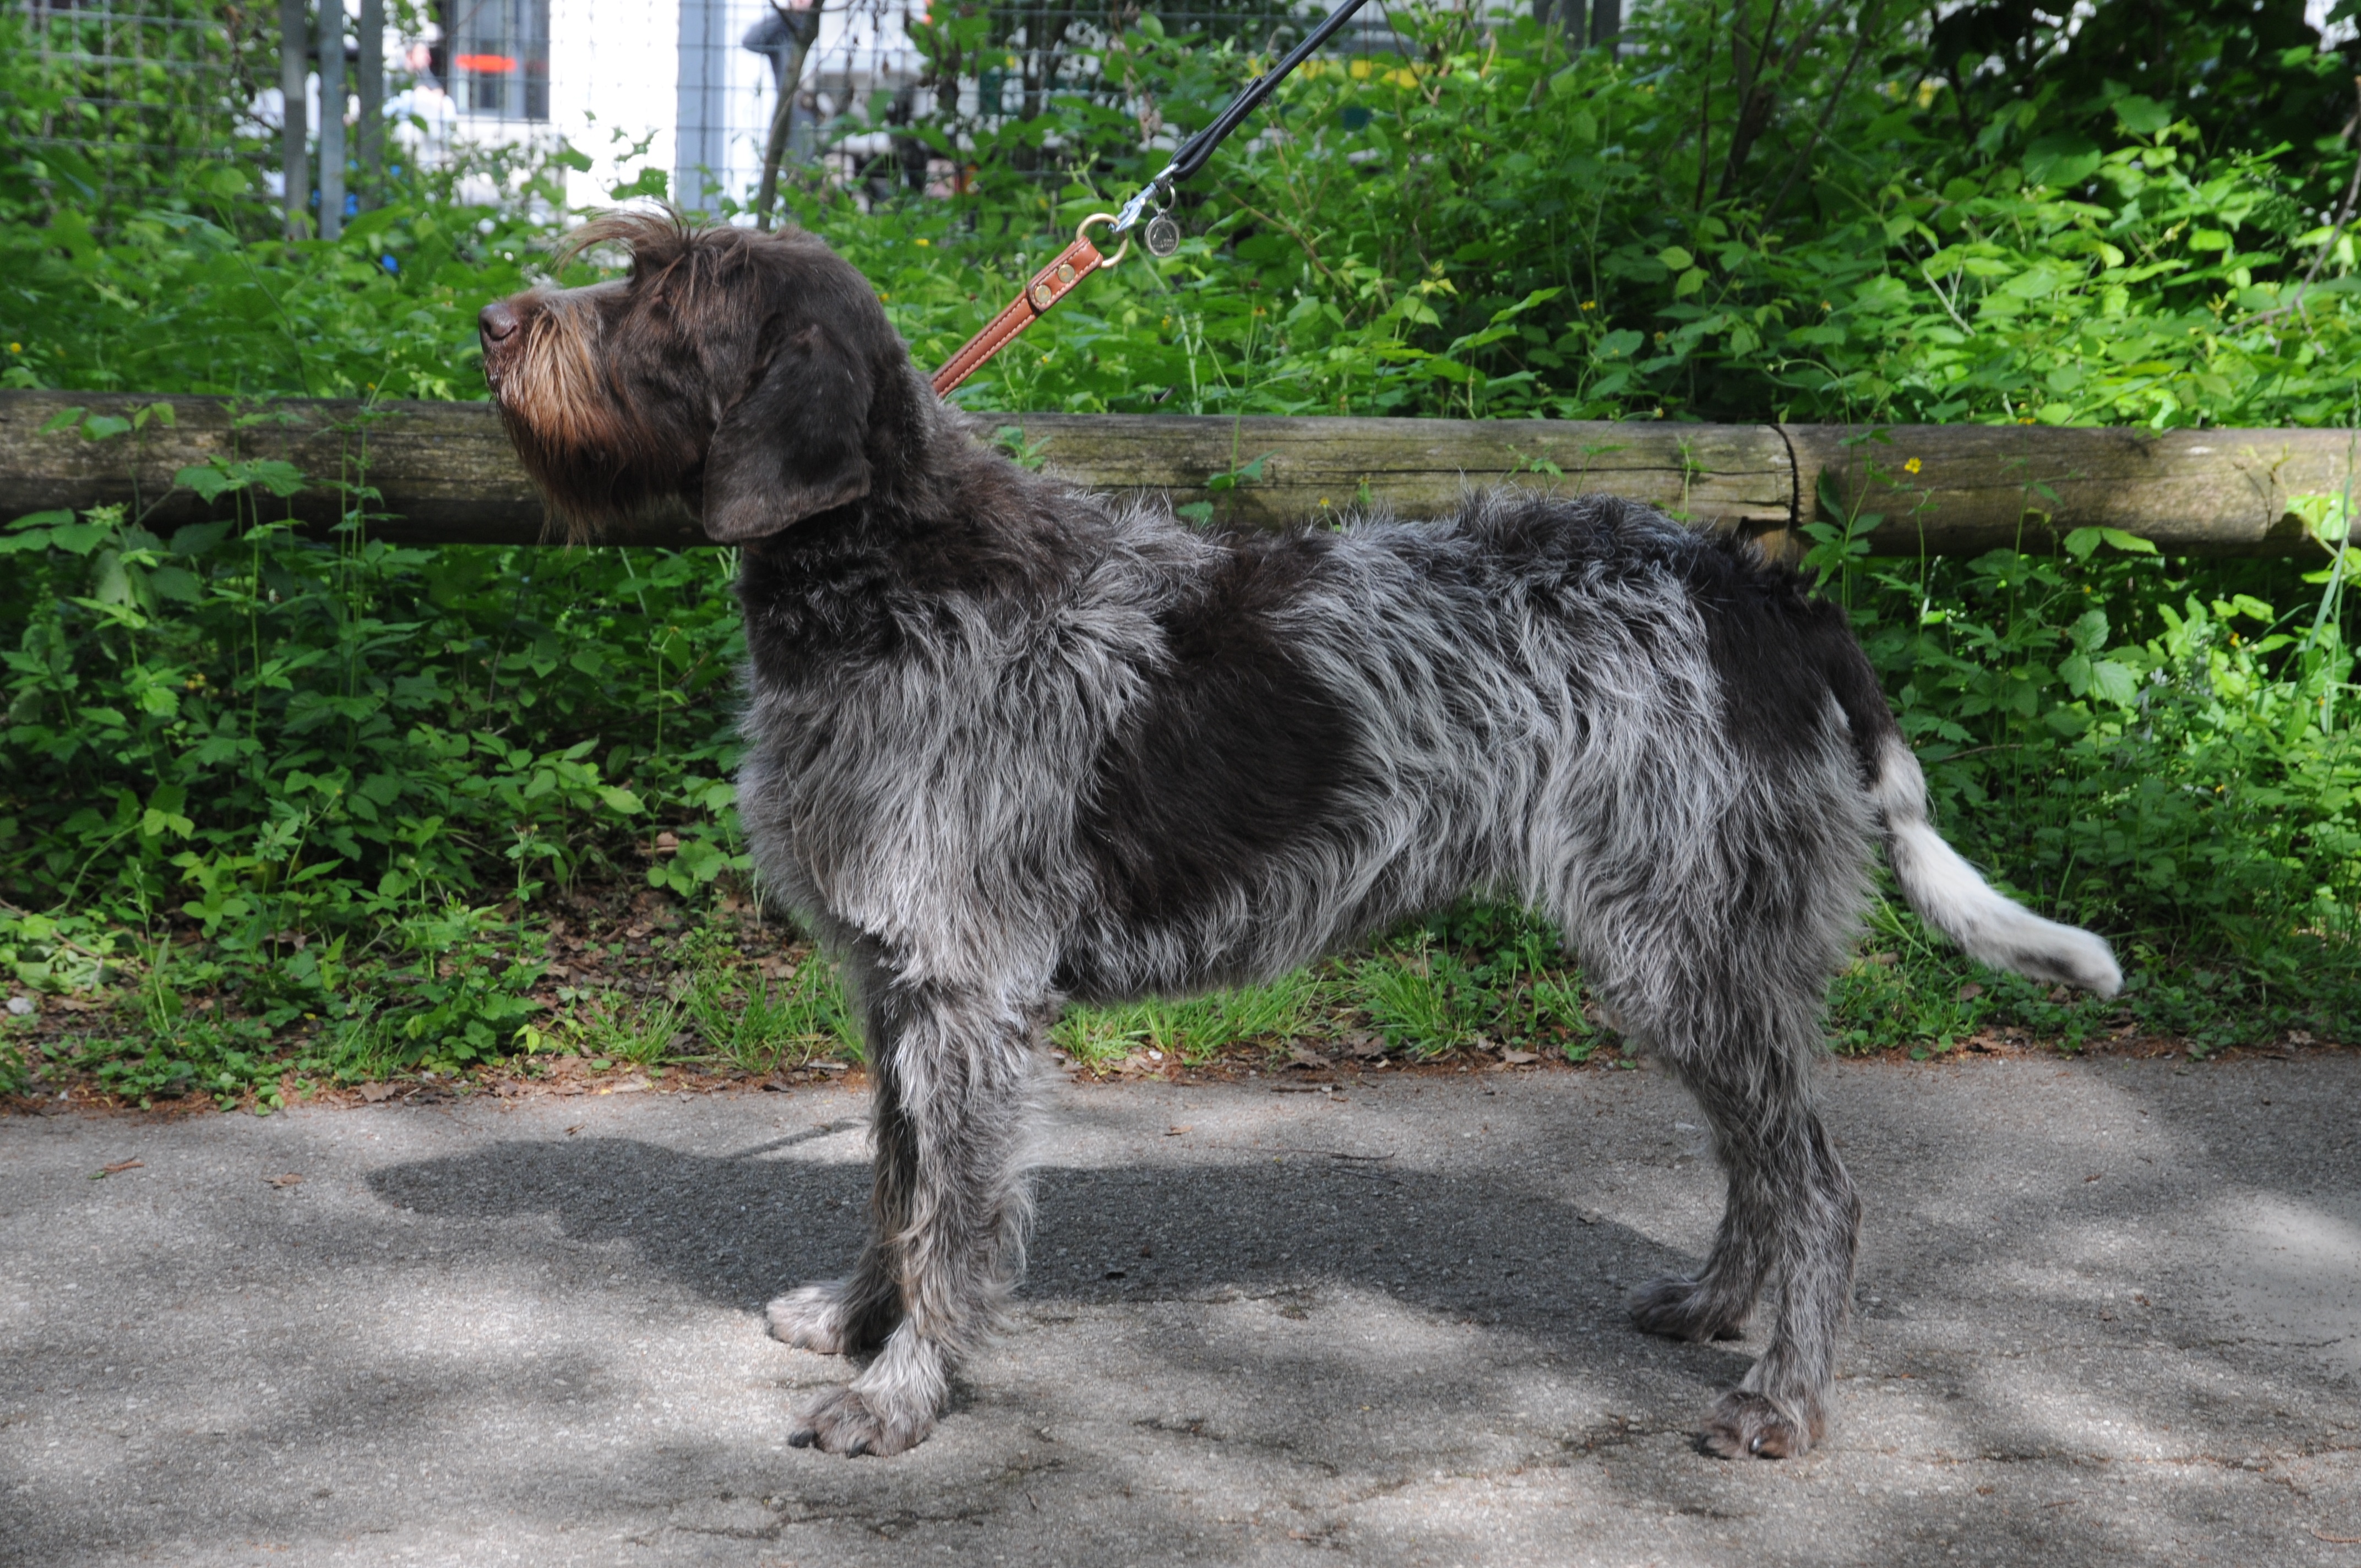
[933, 0, 1375, 395]
[1112, 0, 1377, 256]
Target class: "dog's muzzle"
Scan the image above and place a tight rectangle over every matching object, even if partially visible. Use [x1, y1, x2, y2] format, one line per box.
[478, 300, 520, 389]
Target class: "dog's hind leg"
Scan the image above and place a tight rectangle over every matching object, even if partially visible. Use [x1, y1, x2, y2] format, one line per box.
[1629, 992, 1860, 1459]
[1624, 1075, 1779, 1346]
[787, 966, 1037, 1457]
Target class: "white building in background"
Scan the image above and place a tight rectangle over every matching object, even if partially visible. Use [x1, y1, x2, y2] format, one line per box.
[416, 0, 928, 212]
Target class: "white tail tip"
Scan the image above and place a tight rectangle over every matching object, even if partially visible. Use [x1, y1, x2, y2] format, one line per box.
[1875, 742, 2123, 998]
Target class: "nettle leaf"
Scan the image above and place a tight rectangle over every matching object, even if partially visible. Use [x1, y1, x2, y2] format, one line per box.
[175, 458, 309, 503]
[2113, 95, 2172, 137]
[2088, 659, 2139, 706]
[2000, 266, 2066, 301]
[0, 509, 77, 554]
[2023, 133, 2101, 189]
[2063, 526, 2158, 559]
[168, 520, 232, 557]
[146, 565, 204, 604]
[2286, 493, 2353, 546]
[175, 462, 241, 503]
[243, 459, 307, 498]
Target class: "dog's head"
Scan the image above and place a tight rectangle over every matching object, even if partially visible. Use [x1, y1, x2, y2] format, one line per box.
[479, 212, 910, 542]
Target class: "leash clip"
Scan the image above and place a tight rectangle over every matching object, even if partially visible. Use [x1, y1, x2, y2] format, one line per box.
[1111, 176, 1170, 236]
[1111, 181, 1180, 258]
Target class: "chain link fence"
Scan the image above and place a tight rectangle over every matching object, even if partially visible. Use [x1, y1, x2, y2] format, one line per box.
[3, 0, 1485, 223]
[673, 0, 1429, 212]
[7, 0, 266, 206]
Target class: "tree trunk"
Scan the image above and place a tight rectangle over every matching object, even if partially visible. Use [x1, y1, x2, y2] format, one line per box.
[752, 47, 812, 230]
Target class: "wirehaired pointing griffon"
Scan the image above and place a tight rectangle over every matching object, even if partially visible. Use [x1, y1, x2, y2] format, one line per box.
[478, 213, 2120, 1461]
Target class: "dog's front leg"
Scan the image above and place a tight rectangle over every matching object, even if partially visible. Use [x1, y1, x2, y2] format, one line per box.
[786, 971, 1036, 1456]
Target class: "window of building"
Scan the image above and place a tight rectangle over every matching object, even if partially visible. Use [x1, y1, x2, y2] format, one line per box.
[438, 0, 550, 121]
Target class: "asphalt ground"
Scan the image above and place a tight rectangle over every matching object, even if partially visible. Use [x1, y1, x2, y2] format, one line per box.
[4, 1052, 2359, 1567]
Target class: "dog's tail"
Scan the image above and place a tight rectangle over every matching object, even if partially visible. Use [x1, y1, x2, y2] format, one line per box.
[1824, 645, 2123, 998]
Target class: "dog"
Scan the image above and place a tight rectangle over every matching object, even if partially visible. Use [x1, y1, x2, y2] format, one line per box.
[478, 212, 2121, 1460]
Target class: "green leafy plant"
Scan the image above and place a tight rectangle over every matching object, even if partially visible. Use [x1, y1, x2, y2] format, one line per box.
[2, 0, 2355, 1099]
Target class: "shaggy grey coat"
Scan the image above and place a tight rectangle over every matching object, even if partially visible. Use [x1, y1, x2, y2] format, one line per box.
[478, 214, 2120, 1461]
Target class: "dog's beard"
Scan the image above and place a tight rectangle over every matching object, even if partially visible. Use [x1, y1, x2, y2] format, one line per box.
[494, 297, 684, 539]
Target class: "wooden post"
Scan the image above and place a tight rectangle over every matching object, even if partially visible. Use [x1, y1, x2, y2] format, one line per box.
[278, 0, 309, 239]
[0, 392, 2350, 559]
[317, 0, 345, 241]
[355, 0, 384, 211]
[1784, 424, 2360, 558]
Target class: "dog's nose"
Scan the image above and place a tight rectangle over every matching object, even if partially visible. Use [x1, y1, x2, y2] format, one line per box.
[478, 301, 518, 343]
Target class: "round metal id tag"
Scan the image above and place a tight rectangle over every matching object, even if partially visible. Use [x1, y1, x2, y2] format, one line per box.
[1142, 214, 1181, 259]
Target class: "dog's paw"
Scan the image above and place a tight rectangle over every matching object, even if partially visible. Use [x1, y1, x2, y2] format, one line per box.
[766, 1281, 883, 1355]
[1697, 1390, 1822, 1460]
[1626, 1275, 1748, 1342]
[787, 1384, 935, 1457]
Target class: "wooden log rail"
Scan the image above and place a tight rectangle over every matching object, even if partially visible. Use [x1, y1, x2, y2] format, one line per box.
[1, 391, 2353, 557]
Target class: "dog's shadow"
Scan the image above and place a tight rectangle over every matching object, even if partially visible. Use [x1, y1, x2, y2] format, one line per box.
[367, 1121, 1751, 1384]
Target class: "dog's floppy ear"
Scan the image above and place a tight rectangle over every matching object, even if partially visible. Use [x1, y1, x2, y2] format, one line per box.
[701, 318, 873, 542]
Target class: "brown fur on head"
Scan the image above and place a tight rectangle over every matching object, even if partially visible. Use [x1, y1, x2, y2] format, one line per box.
[479, 210, 921, 542]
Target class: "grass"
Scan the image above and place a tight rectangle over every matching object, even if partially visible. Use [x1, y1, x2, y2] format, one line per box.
[1053, 970, 1321, 1070]
[4, 888, 2354, 1113]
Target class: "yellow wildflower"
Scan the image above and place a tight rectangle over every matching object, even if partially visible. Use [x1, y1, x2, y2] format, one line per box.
[1903, 457, 1922, 474]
